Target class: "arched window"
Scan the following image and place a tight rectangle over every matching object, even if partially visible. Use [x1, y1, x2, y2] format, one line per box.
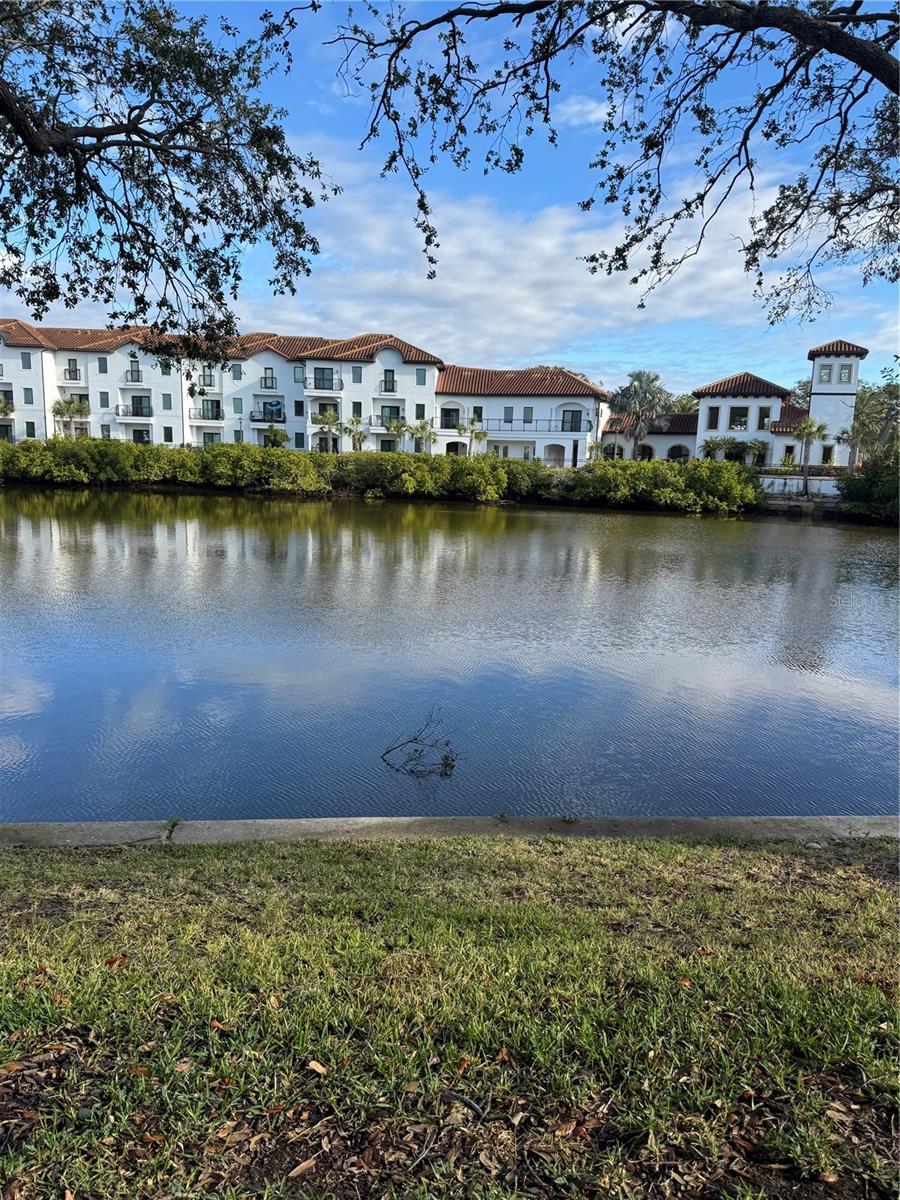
[602, 443, 624, 460]
[667, 444, 690, 463]
[637, 444, 654, 461]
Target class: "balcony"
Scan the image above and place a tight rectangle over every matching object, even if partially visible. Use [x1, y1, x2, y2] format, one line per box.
[379, 378, 398, 394]
[369, 411, 404, 429]
[63, 368, 81, 381]
[116, 403, 153, 419]
[433, 417, 592, 433]
[258, 376, 279, 391]
[305, 375, 343, 391]
[189, 406, 225, 421]
[249, 409, 286, 423]
[124, 368, 143, 383]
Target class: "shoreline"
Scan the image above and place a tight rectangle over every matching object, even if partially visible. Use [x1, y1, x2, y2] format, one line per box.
[1, 814, 896, 847]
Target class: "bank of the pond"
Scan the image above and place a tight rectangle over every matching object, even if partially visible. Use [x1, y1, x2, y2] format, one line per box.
[0, 836, 896, 1199]
[0, 438, 762, 514]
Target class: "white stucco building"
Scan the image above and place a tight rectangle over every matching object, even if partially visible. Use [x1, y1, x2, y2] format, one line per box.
[600, 340, 869, 467]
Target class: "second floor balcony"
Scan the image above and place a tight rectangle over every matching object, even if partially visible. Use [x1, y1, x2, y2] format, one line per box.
[189, 405, 225, 421]
[258, 375, 279, 391]
[249, 407, 286, 423]
[63, 367, 81, 381]
[379, 378, 398, 394]
[124, 367, 143, 383]
[306, 374, 343, 391]
[433, 416, 592, 433]
[116, 402, 153, 419]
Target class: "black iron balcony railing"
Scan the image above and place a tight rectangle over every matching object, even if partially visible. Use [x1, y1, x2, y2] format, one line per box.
[259, 376, 278, 390]
[124, 368, 143, 383]
[306, 376, 343, 390]
[199, 374, 217, 389]
[369, 412, 403, 427]
[249, 409, 286, 423]
[63, 368, 81, 381]
[379, 378, 397, 393]
[189, 406, 225, 420]
[433, 417, 592, 433]
[116, 403, 153, 418]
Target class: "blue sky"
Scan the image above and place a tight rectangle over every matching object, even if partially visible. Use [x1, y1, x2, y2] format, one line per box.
[15, 1, 898, 391]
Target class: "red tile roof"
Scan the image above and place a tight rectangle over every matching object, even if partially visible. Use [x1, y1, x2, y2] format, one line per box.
[603, 411, 698, 436]
[0, 320, 442, 364]
[437, 365, 607, 398]
[807, 339, 868, 360]
[769, 403, 809, 434]
[693, 371, 790, 399]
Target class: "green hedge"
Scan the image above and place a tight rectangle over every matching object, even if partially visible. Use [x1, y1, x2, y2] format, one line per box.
[836, 450, 899, 523]
[0, 439, 762, 513]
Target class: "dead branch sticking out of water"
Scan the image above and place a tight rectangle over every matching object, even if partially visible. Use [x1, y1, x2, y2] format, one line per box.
[381, 709, 458, 780]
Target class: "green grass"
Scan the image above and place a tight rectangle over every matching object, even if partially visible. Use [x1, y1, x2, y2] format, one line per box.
[0, 837, 896, 1198]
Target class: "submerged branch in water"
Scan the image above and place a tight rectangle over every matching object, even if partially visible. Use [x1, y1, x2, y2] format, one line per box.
[381, 709, 458, 780]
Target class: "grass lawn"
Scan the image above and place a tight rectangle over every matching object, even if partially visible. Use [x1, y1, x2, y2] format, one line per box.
[0, 836, 896, 1199]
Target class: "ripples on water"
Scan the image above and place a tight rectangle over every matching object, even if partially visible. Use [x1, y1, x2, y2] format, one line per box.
[0, 488, 897, 821]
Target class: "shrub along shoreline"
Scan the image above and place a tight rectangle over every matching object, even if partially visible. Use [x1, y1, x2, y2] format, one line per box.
[0, 438, 762, 514]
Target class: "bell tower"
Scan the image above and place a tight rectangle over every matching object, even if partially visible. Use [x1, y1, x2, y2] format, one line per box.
[806, 339, 868, 465]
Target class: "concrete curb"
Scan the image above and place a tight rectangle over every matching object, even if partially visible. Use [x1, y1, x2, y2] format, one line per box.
[0, 814, 896, 848]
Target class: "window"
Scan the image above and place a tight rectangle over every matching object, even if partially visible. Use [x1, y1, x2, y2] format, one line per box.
[294, 432, 305, 449]
[233, 430, 243, 444]
[294, 400, 305, 417]
[706, 405, 720, 431]
[784, 444, 796, 462]
[160, 362, 171, 376]
[20, 352, 31, 369]
[561, 409, 583, 432]
[352, 401, 362, 418]
[415, 403, 425, 420]
[472, 405, 482, 422]
[263, 368, 276, 388]
[818, 365, 832, 383]
[728, 406, 749, 431]
[97, 390, 109, 409]
[440, 407, 459, 429]
[314, 367, 334, 390]
[380, 405, 400, 425]
[98, 356, 108, 374]
[67, 358, 78, 377]
[132, 429, 151, 444]
[503, 406, 514, 423]
[162, 393, 172, 411]
[523, 406, 533, 424]
[25, 421, 35, 438]
[838, 364, 852, 384]
[233, 397, 242, 415]
[200, 370, 215, 388]
[23, 387, 33, 405]
[523, 446, 532, 461]
[163, 426, 173, 443]
[100, 425, 110, 439]
[232, 363, 243, 381]
[380, 439, 396, 452]
[382, 368, 396, 392]
[318, 401, 337, 417]
[352, 366, 362, 384]
[293, 366, 304, 383]
[821, 444, 834, 465]
[203, 432, 221, 446]
[501, 445, 509, 458]
[131, 396, 152, 417]
[757, 406, 771, 431]
[416, 368, 426, 386]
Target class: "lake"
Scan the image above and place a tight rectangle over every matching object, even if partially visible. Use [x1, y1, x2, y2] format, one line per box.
[0, 488, 897, 823]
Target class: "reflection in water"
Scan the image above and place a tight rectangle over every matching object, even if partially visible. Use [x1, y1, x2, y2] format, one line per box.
[0, 487, 897, 822]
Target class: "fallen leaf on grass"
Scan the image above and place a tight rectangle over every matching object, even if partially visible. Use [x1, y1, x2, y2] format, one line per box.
[210, 1020, 232, 1031]
[287, 1157, 317, 1178]
[677, 978, 693, 987]
[695, 946, 714, 957]
[128, 1066, 151, 1077]
[175, 1060, 192, 1073]
[307, 1060, 328, 1076]
[0, 1062, 25, 1075]
[553, 1121, 577, 1138]
[105, 955, 127, 968]
[267, 1103, 285, 1114]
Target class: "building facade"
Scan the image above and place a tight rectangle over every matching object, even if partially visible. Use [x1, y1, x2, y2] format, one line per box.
[600, 340, 869, 467]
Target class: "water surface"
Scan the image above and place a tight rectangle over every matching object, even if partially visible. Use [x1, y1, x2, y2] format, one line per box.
[1, 489, 897, 821]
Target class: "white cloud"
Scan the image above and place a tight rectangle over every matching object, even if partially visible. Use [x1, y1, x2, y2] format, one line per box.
[553, 95, 610, 129]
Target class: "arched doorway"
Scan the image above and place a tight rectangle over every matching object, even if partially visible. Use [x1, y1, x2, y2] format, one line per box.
[637, 444, 654, 461]
[667, 444, 690, 463]
[543, 443, 565, 468]
[603, 443, 624, 460]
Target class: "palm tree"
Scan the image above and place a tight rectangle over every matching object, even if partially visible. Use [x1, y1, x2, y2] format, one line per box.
[409, 418, 436, 454]
[669, 393, 699, 413]
[263, 422, 289, 448]
[609, 370, 672, 460]
[344, 414, 367, 451]
[743, 437, 769, 467]
[384, 417, 410, 450]
[52, 394, 89, 438]
[792, 415, 828, 496]
[310, 409, 344, 451]
[457, 415, 487, 457]
[699, 436, 724, 459]
[0, 396, 13, 418]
